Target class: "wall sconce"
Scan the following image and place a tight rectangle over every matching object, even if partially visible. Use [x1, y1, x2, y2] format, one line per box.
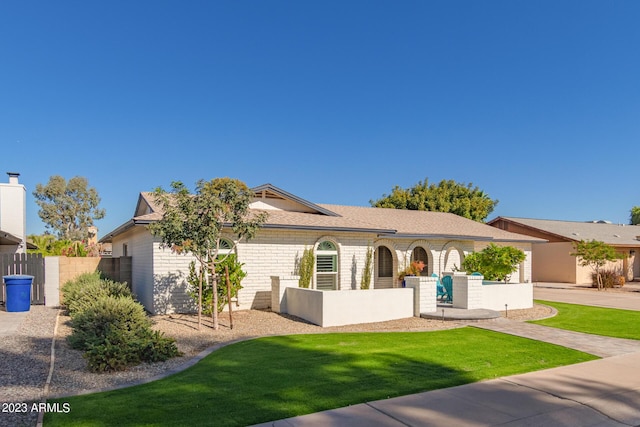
[631, 250, 636, 256]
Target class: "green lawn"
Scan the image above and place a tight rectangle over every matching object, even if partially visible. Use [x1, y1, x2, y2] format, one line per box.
[531, 300, 640, 340]
[45, 327, 596, 427]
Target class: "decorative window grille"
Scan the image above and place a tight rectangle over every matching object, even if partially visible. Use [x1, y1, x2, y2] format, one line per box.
[316, 241, 338, 290]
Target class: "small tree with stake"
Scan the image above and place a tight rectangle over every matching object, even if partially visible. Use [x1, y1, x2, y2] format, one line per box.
[571, 240, 624, 291]
[149, 178, 267, 330]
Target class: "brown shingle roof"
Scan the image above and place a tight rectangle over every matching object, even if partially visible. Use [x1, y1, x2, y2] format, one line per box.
[319, 205, 544, 242]
[492, 217, 640, 246]
[106, 187, 543, 243]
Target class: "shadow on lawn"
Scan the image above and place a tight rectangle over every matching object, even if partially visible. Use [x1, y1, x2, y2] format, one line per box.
[45, 333, 477, 426]
[43, 330, 597, 427]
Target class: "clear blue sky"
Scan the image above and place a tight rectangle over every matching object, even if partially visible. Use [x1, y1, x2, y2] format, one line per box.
[2, 1, 639, 238]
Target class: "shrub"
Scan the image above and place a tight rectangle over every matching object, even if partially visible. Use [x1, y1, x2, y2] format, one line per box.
[62, 273, 132, 317]
[84, 329, 181, 372]
[68, 295, 151, 351]
[190, 254, 246, 315]
[361, 246, 373, 290]
[298, 247, 314, 288]
[591, 269, 624, 289]
[462, 244, 526, 282]
[68, 295, 181, 372]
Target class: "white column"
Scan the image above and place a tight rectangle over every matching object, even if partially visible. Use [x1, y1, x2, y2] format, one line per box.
[452, 274, 484, 309]
[404, 276, 437, 316]
[271, 276, 300, 313]
[44, 256, 60, 307]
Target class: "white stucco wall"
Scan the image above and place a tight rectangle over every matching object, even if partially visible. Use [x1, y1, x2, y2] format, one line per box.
[285, 287, 414, 327]
[0, 176, 27, 254]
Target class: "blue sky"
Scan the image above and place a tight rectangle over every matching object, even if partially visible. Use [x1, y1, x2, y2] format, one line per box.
[1, 1, 639, 238]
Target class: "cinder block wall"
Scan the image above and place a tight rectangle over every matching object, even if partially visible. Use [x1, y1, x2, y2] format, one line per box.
[59, 257, 102, 287]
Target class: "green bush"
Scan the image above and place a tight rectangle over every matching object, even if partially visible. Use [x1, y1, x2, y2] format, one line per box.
[84, 329, 181, 372]
[591, 269, 624, 288]
[298, 247, 314, 288]
[462, 244, 526, 282]
[68, 295, 181, 372]
[68, 295, 151, 351]
[62, 272, 132, 317]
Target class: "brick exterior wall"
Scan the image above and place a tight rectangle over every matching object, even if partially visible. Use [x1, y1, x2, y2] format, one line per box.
[111, 225, 534, 315]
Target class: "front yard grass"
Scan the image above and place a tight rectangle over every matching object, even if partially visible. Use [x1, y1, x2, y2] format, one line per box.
[531, 300, 640, 340]
[45, 327, 596, 427]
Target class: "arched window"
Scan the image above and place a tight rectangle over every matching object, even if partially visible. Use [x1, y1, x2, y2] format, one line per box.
[377, 246, 393, 278]
[219, 238, 233, 255]
[316, 241, 338, 290]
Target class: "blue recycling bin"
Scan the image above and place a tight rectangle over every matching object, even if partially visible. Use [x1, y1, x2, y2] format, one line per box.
[3, 275, 34, 312]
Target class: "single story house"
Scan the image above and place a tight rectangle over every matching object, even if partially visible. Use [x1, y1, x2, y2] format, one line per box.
[101, 184, 544, 314]
[488, 217, 640, 284]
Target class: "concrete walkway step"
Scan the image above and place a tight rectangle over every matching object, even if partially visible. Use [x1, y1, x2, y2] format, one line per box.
[421, 307, 501, 321]
[470, 318, 640, 358]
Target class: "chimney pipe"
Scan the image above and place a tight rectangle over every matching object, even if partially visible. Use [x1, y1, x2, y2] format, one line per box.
[7, 172, 20, 184]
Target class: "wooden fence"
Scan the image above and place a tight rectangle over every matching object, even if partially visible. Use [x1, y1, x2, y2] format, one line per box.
[0, 253, 45, 305]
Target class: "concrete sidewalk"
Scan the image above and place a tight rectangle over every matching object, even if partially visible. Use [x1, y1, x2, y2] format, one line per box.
[254, 287, 640, 427]
[255, 352, 640, 426]
[0, 307, 28, 337]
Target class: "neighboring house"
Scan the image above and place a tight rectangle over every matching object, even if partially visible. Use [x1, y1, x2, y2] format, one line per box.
[100, 184, 544, 315]
[488, 217, 640, 284]
[0, 172, 29, 254]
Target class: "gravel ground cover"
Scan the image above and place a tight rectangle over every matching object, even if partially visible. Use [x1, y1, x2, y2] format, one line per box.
[0, 306, 57, 427]
[0, 304, 553, 427]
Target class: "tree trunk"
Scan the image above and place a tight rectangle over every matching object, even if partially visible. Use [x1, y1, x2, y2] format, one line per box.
[197, 266, 203, 330]
[226, 265, 233, 330]
[212, 273, 219, 330]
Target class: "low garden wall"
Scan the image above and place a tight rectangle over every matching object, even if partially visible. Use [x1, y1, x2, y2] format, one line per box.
[451, 274, 533, 310]
[480, 281, 533, 311]
[284, 287, 415, 327]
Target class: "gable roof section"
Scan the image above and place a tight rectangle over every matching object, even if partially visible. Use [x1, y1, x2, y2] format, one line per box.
[251, 183, 339, 217]
[100, 184, 544, 243]
[489, 217, 640, 247]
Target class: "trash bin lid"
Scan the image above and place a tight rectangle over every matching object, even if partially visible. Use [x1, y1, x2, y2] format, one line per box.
[3, 275, 35, 280]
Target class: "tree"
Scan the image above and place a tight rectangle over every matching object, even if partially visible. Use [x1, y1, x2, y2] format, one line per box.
[461, 244, 526, 282]
[149, 178, 267, 330]
[631, 206, 640, 225]
[571, 240, 624, 291]
[33, 176, 106, 241]
[370, 178, 498, 222]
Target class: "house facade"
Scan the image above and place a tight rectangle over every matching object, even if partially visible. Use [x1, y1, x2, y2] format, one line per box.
[488, 217, 640, 284]
[101, 184, 543, 315]
[0, 172, 28, 254]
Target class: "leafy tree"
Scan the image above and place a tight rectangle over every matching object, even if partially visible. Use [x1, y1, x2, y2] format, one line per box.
[371, 178, 498, 222]
[33, 176, 106, 241]
[571, 240, 624, 290]
[149, 178, 267, 330]
[461, 244, 526, 282]
[631, 206, 640, 225]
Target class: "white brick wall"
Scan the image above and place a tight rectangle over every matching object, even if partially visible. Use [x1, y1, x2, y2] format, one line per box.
[113, 225, 534, 315]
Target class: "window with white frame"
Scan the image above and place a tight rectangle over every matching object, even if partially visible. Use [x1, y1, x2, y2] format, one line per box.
[316, 241, 338, 290]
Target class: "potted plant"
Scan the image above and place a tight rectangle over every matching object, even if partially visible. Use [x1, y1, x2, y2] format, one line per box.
[398, 260, 425, 286]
